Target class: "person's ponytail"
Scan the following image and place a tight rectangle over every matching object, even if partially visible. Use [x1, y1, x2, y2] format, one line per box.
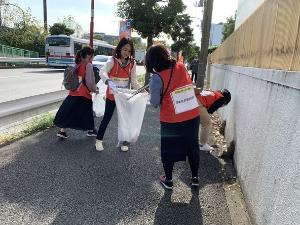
[75, 50, 82, 64]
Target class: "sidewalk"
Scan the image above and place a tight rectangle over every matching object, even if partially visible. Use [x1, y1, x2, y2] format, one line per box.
[0, 106, 232, 225]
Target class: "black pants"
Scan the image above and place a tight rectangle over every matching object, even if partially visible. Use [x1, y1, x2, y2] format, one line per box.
[161, 117, 200, 181]
[162, 149, 199, 181]
[96, 98, 116, 140]
[192, 72, 197, 82]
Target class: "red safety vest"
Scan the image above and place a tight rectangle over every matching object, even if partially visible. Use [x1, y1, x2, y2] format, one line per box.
[158, 63, 200, 123]
[197, 91, 224, 109]
[106, 58, 134, 101]
[69, 62, 92, 100]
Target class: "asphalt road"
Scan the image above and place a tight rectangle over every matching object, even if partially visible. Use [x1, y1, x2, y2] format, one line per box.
[0, 107, 232, 225]
[0, 66, 146, 103]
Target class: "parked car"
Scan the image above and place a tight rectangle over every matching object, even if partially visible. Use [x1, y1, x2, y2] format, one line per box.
[92, 55, 111, 83]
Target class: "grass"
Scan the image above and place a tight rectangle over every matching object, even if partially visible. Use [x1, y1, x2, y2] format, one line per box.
[0, 75, 146, 146]
[0, 112, 54, 146]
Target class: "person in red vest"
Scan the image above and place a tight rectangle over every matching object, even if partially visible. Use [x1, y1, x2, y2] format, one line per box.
[95, 37, 141, 152]
[146, 45, 201, 190]
[54, 46, 99, 138]
[194, 88, 231, 151]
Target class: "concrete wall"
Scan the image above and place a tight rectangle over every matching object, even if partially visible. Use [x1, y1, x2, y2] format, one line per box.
[210, 64, 300, 225]
[235, 0, 266, 29]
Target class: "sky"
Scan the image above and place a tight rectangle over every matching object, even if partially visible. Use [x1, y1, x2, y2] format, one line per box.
[11, 0, 238, 45]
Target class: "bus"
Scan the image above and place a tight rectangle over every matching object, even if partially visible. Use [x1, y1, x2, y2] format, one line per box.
[45, 35, 115, 67]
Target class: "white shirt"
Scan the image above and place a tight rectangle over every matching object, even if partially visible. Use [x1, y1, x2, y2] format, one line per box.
[99, 57, 141, 90]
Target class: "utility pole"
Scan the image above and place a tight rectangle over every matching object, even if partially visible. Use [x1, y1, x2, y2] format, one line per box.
[90, 0, 94, 48]
[43, 0, 47, 32]
[196, 0, 214, 89]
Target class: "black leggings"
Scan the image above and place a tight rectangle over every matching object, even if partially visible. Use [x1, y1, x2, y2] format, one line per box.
[96, 99, 116, 140]
[162, 149, 199, 181]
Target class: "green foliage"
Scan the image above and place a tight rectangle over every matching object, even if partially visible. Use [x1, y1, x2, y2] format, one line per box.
[185, 43, 200, 63]
[132, 37, 147, 50]
[168, 14, 194, 57]
[208, 45, 218, 54]
[94, 34, 103, 40]
[117, 0, 186, 47]
[222, 14, 236, 42]
[0, 112, 54, 146]
[0, 3, 47, 56]
[49, 23, 74, 36]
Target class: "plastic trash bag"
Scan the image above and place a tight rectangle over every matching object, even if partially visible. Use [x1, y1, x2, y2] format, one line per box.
[92, 80, 106, 117]
[114, 88, 148, 143]
[92, 94, 105, 117]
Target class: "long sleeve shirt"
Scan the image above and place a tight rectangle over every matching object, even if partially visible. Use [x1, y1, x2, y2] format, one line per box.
[99, 57, 141, 90]
[85, 63, 98, 93]
[207, 97, 225, 114]
[149, 73, 163, 108]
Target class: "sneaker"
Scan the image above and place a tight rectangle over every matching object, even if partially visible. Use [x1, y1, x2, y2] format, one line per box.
[57, 131, 68, 139]
[200, 143, 214, 151]
[95, 140, 104, 151]
[159, 175, 173, 190]
[87, 129, 97, 137]
[117, 141, 129, 152]
[191, 177, 200, 187]
[120, 145, 129, 152]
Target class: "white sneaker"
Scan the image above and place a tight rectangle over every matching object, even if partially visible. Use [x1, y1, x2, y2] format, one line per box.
[120, 145, 129, 152]
[200, 143, 214, 151]
[95, 140, 104, 151]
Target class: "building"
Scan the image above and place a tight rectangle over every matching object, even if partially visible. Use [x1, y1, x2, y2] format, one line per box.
[209, 23, 224, 47]
[235, 0, 266, 29]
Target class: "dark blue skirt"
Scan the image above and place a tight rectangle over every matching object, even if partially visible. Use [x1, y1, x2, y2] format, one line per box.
[160, 116, 200, 162]
[54, 95, 94, 131]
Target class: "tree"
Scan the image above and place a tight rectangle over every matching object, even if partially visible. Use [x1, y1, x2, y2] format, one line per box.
[0, 2, 47, 56]
[185, 43, 200, 63]
[49, 23, 74, 36]
[196, 0, 214, 89]
[222, 14, 235, 42]
[117, 0, 188, 84]
[117, 0, 186, 49]
[60, 15, 83, 38]
[168, 14, 194, 59]
[94, 34, 103, 40]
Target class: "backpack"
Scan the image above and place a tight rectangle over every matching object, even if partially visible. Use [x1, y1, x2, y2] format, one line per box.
[63, 65, 81, 91]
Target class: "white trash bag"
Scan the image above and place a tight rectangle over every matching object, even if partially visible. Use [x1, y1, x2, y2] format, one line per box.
[92, 80, 106, 117]
[114, 88, 148, 143]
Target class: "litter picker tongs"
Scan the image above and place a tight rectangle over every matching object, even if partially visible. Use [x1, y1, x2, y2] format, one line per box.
[126, 84, 149, 100]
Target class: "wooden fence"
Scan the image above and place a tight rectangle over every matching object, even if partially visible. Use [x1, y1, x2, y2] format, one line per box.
[211, 0, 300, 71]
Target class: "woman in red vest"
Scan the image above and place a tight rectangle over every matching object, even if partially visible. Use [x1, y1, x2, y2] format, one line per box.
[146, 45, 201, 190]
[54, 46, 99, 138]
[194, 88, 231, 151]
[95, 38, 141, 152]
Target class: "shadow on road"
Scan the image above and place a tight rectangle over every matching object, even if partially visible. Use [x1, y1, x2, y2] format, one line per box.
[154, 189, 202, 225]
[0, 107, 230, 225]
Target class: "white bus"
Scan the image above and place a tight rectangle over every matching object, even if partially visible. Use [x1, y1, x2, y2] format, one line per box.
[45, 35, 115, 67]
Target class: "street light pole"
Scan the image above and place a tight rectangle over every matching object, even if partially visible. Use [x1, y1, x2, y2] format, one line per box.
[43, 0, 48, 32]
[89, 0, 94, 48]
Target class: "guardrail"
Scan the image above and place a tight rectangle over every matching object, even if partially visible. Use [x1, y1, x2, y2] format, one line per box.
[0, 57, 46, 64]
[0, 90, 67, 127]
[0, 44, 39, 58]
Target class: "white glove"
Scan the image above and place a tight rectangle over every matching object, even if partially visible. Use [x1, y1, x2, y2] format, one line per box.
[107, 80, 118, 94]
